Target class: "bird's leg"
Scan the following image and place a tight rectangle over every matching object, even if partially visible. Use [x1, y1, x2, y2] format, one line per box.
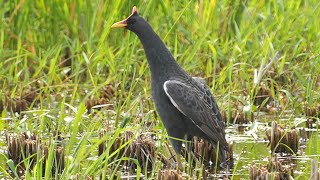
[176, 154, 182, 172]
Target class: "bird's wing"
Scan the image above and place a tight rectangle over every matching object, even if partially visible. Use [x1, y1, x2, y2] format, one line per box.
[191, 77, 225, 131]
[163, 79, 227, 146]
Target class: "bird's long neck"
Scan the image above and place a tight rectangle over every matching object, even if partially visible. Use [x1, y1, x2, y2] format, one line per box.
[134, 24, 185, 80]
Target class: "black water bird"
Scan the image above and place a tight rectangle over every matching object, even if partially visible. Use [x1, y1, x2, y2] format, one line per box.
[111, 6, 228, 169]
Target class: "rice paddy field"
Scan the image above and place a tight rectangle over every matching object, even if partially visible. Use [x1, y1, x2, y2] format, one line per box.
[0, 0, 320, 179]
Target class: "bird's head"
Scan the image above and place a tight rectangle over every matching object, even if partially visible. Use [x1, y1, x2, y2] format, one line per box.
[111, 6, 145, 33]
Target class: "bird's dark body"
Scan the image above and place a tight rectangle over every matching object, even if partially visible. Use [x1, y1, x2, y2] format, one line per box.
[146, 46, 226, 156]
[151, 69, 226, 154]
[112, 7, 227, 164]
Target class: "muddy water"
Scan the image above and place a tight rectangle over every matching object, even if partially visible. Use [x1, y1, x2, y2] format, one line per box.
[225, 115, 319, 179]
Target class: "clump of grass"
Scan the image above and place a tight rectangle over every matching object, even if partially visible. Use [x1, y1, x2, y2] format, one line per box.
[266, 121, 299, 154]
[5, 132, 65, 178]
[249, 158, 295, 180]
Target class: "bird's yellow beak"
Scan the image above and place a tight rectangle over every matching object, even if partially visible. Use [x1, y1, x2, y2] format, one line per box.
[111, 6, 138, 28]
[111, 20, 127, 28]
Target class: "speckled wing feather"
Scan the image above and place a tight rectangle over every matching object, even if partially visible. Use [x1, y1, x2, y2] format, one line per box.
[163, 79, 227, 147]
[191, 77, 225, 133]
